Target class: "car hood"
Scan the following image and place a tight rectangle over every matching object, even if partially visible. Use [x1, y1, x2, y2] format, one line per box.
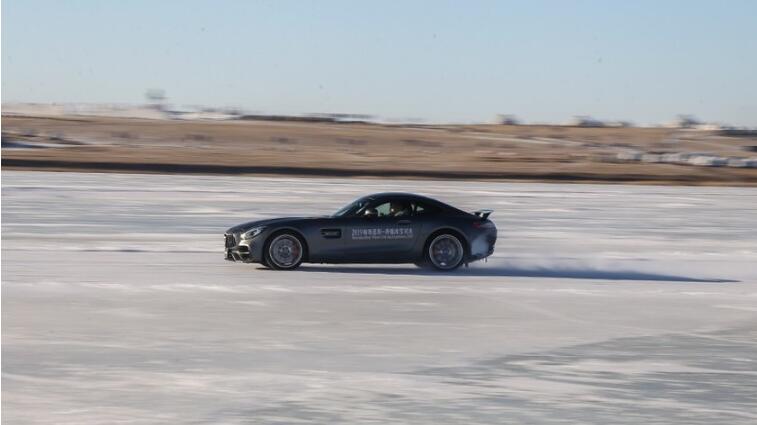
[226, 216, 322, 234]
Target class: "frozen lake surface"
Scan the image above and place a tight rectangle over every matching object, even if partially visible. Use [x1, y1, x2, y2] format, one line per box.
[3, 171, 757, 424]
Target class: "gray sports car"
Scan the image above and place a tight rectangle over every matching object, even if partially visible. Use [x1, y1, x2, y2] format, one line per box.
[224, 192, 496, 271]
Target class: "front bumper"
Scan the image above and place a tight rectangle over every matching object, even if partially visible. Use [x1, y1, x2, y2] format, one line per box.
[224, 233, 264, 263]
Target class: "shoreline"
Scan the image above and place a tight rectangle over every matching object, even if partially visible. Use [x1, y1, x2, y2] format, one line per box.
[4, 158, 757, 186]
[4, 114, 756, 187]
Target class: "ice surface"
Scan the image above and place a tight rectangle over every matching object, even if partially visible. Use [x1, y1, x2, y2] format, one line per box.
[2, 171, 757, 424]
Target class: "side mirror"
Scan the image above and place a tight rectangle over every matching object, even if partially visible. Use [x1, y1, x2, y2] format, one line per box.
[363, 208, 378, 218]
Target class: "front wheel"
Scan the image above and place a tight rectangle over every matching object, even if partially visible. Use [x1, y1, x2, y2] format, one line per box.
[426, 233, 465, 271]
[264, 232, 304, 270]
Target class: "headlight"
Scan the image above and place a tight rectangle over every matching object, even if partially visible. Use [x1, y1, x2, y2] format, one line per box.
[242, 226, 265, 239]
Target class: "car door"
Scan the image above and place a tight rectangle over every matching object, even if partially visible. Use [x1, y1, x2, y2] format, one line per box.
[314, 198, 422, 262]
[345, 199, 422, 261]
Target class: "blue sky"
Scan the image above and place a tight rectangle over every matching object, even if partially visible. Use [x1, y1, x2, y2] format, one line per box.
[3, 0, 756, 124]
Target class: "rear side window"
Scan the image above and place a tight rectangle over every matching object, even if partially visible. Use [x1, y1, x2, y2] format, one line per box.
[413, 202, 441, 216]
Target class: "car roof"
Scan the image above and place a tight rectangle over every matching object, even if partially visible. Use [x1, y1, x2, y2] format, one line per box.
[362, 192, 467, 214]
[364, 192, 436, 202]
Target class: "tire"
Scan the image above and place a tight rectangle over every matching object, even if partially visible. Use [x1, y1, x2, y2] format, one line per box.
[426, 233, 465, 271]
[264, 231, 305, 270]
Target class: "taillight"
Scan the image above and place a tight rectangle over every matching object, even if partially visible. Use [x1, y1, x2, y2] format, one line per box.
[473, 221, 494, 229]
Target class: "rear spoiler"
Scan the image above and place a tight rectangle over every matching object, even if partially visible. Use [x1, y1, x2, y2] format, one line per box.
[473, 209, 493, 219]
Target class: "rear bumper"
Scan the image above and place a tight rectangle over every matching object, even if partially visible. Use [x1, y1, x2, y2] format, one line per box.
[468, 229, 497, 262]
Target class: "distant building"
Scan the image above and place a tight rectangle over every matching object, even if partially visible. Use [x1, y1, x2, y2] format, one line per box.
[607, 120, 634, 128]
[568, 115, 605, 127]
[665, 114, 702, 129]
[494, 114, 520, 125]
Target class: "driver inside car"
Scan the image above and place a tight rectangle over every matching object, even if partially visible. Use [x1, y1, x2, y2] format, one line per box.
[389, 201, 411, 217]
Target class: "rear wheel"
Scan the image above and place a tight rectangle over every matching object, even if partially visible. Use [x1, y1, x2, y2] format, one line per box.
[264, 232, 304, 270]
[426, 233, 465, 271]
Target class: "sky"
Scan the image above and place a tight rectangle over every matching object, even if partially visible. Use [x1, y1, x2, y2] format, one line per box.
[3, 0, 757, 125]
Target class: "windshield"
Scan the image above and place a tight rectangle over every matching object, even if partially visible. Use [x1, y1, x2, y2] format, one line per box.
[332, 198, 370, 217]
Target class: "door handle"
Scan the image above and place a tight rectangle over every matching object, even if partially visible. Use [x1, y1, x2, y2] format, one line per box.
[397, 220, 411, 225]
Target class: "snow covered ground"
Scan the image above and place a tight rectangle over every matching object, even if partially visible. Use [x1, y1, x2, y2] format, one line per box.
[2, 171, 757, 424]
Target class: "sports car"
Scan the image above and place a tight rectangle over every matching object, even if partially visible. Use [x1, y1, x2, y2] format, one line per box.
[224, 192, 496, 271]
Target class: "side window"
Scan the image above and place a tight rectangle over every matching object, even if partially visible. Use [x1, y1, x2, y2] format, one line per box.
[373, 202, 392, 217]
[413, 202, 440, 216]
[368, 199, 413, 217]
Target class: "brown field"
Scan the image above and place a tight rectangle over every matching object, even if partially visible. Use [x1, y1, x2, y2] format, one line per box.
[2, 115, 757, 185]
